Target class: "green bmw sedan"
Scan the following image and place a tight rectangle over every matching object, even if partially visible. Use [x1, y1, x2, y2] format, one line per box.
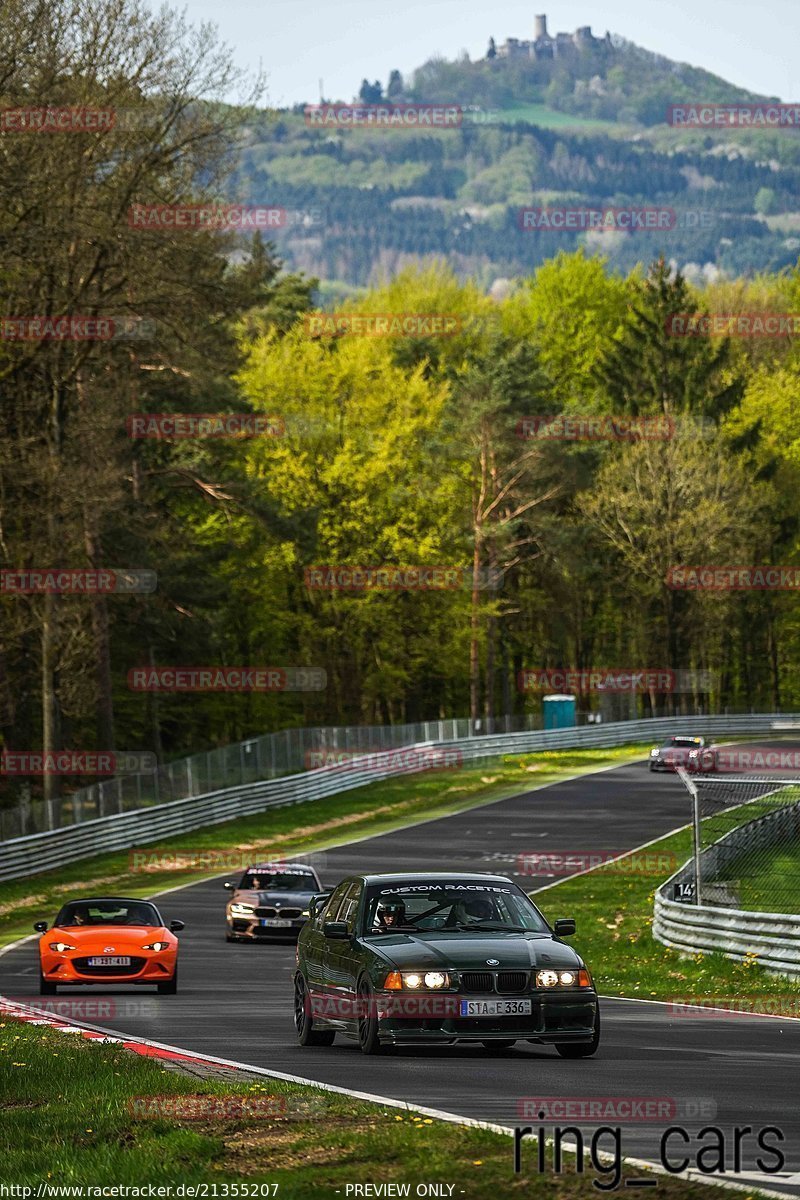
[294, 872, 599, 1056]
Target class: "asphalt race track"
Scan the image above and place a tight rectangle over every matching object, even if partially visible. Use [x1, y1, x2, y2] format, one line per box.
[3, 751, 800, 1192]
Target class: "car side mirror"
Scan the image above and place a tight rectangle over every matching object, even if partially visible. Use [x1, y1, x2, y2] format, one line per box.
[33, 921, 48, 933]
[309, 892, 330, 917]
[223, 882, 235, 890]
[323, 920, 350, 940]
[170, 920, 185, 932]
[554, 918, 576, 937]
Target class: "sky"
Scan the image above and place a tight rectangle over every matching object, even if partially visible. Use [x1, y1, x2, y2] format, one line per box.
[173, 0, 799, 109]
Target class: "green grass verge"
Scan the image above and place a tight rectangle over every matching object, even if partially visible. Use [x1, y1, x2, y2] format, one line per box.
[0, 1020, 773, 1197]
[728, 841, 800, 915]
[0, 745, 649, 947]
[532, 826, 800, 1004]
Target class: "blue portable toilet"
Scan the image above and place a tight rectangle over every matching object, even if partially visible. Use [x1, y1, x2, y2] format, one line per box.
[543, 694, 576, 730]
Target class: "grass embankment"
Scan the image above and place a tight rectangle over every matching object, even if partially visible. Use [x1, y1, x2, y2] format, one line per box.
[0, 745, 649, 947]
[533, 825, 800, 1004]
[0, 1021, 770, 1198]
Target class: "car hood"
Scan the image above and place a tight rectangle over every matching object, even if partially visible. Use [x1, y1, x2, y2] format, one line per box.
[45, 925, 165, 947]
[364, 932, 581, 970]
[234, 890, 315, 905]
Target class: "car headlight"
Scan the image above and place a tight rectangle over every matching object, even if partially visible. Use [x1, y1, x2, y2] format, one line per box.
[229, 903, 255, 916]
[384, 970, 451, 990]
[48, 942, 76, 952]
[300, 909, 310, 917]
[536, 968, 592, 988]
[650, 748, 658, 757]
[143, 941, 169, 951]
[423, 972, 447, 989]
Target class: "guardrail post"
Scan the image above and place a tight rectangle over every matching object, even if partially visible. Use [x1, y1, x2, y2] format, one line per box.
[676, 767, 702, 905]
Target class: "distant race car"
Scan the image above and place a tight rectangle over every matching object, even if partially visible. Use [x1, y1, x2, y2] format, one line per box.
[649, 735, 708, 772]
[224, 862, 324, 941]
[294, 871, 599, 1056]
[34, 897, 184, 994]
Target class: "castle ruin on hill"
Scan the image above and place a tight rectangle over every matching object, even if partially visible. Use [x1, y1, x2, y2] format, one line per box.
[493, 14, 612, 59]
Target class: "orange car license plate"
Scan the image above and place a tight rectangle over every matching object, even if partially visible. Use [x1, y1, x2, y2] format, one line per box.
[88, 956, 131, 966]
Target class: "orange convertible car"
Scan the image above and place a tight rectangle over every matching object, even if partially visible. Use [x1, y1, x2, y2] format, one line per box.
[34, 897, 184, 994]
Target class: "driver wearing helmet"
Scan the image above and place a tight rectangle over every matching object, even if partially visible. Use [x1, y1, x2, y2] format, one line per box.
[376, 899, 406, 929]
[457, 895, 495, 924]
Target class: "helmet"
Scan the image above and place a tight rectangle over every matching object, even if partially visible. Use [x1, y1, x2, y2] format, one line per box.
[377, 900, 406, 927]
[461, 896, 494, 921]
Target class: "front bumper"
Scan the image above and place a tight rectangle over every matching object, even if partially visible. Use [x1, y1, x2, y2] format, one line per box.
[228, 916, 306, 939]
[373, 992, 598, 1044]
[40, 951, 176, 985]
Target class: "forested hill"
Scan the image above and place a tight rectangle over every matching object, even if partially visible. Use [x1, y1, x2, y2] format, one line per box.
[230, 30, 800, 291]
[405, 31, 765, 125]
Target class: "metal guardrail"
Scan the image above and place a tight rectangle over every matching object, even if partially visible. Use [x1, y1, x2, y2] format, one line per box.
[653, 792, 800, 977]
[0, 713, 548, 841]
[0, 712, 798, 883]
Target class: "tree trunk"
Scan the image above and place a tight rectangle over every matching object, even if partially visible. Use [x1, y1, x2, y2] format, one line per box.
[767, 609, 781, 711]
[469, 532, 482, 723]
[41, 591, 62, 802]
[84, 516, 115, 749]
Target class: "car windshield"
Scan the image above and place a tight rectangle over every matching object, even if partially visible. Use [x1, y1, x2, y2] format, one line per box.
[663, 738, 702, 748]
[55, 900, 160, 927]
[362, 881, 549, 935]
[238, 870, 317, 891]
